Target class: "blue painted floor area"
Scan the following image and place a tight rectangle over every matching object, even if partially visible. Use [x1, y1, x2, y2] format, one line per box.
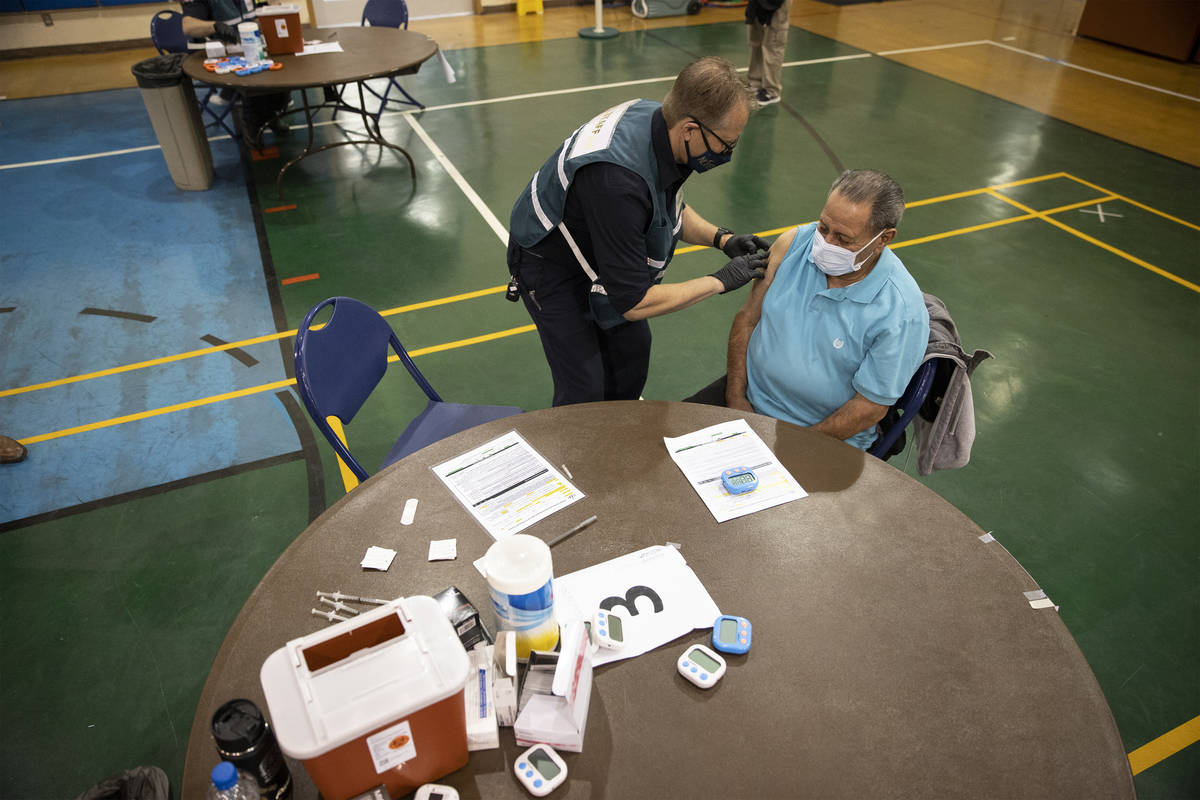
[0, 92, 296, 525]
[1, 87, 177, 164]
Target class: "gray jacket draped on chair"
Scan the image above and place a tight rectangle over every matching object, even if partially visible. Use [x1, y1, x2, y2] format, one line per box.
[914, 294, 992, 475]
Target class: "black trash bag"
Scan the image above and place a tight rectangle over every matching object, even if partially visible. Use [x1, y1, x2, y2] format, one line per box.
[131, 53, 188, 89]
[74, 765, 171, 800]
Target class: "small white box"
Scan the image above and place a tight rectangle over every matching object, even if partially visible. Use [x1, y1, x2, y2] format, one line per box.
[513, 621, 593, 752]
[465, 645, 499, 751]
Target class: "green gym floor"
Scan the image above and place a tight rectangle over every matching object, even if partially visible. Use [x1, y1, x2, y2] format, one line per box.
[2, 18, 1198, 800]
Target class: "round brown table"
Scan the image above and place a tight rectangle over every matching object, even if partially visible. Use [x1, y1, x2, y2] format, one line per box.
[181, 401, 1134, 799]
[183, 27, 439, 198]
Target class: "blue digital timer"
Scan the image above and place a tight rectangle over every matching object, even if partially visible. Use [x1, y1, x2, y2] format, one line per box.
[720, 466, 758, 495]
[711, 614, 752, 655]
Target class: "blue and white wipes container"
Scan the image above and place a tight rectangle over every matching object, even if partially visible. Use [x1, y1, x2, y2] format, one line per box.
[484, 534, 558, 659]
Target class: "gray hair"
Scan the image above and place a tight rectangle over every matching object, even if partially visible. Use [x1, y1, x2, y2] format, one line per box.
[662, 56, 755, 128]
[829, 169, 905, 232]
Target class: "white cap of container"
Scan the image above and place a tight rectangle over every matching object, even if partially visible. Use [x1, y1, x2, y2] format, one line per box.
[260, 595, 470, 760]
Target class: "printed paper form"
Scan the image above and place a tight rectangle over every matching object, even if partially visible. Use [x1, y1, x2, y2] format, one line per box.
[665, 418, 806, 522]
[433, 430, 584, 540]
[297, 41, 344, 56]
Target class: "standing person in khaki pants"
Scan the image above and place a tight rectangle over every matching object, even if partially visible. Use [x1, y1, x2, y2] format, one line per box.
[746, 0, 793, 106]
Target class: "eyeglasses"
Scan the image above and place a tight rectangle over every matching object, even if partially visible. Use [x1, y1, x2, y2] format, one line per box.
[689, 116, 737, 154]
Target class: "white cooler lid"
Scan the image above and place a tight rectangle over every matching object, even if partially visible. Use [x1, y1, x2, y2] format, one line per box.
[260, 595, 470, 759]
[255, 4, 300, 15]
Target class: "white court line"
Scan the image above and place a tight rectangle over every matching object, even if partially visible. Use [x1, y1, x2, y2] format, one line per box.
[0, 132, 234, 171]
[402, 115, 510, 246]
[3, 37, 1194, 171]
[877, 40, 990, 56]
[0, 143, 163, 170]
[298, 54, 873, 132]
[986, 40, 1200, 103]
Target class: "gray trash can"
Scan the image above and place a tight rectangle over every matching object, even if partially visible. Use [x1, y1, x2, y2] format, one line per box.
[131, 53, 214, 191]
[631, 0, 700, 18]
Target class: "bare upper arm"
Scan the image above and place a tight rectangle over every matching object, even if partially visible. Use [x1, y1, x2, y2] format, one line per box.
[736, 227, 796, 322]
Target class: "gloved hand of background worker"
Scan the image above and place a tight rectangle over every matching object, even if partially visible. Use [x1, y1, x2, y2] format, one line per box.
[711, 252, 768, 294]
[213, 21, 240, 44]
[721, 232, 771, 259]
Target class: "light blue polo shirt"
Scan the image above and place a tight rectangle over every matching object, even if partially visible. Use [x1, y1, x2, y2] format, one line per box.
[746, 223, 929, 449]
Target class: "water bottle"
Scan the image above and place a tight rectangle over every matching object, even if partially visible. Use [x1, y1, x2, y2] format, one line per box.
[207, 761, 261, 800]
[211, 699, 292, 800]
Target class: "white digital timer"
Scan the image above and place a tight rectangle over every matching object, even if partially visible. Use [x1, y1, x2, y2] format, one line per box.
[514, 743, 568, 796]
[414, 785, 459, 800]
[591, 608, 625, 650]
[676, 643, 727, 689]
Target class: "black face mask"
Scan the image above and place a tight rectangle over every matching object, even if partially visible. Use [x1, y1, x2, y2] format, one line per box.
[683, 117, 735, 173]
[684, 137, 732, 173]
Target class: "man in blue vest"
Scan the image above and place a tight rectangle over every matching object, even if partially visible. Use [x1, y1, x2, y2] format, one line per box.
[688, 169, 929, 450]
[507, 56, 768, 407]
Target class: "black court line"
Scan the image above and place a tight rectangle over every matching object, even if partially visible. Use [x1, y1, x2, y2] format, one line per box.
[779, 101, 846, 175]
[0, 450, 305, 534]
[629, 29, 847, 175]
[240, 119, 328, 522]
[0, 307, 14, 313]
[238, 116, 296, 380]
[645, 30, 704, 62]
[275, 389, 327, 523]
[201, 334, 260, 368]
[79, 307, 157, 323]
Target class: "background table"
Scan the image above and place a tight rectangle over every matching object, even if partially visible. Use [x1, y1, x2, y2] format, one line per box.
[183, 27, 438, 197]
[181, 401, 1134, 799]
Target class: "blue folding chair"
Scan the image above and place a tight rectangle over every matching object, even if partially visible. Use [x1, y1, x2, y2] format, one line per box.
[331, 0, 424, 122]
[868, 359, 938, 460]
[294, 296, 523, 491]
[150, 10, 237, 139]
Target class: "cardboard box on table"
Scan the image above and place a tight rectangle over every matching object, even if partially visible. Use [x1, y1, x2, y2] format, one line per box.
[513, 621, 593, 752]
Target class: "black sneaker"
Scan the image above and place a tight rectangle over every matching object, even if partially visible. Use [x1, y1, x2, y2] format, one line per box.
[757, 88, 781, 106]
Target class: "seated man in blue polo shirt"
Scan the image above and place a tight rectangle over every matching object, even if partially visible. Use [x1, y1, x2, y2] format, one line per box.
[688, 169, 929, 450]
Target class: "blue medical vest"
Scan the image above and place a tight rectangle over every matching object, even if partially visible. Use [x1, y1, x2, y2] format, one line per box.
[509, 99, 683, 328]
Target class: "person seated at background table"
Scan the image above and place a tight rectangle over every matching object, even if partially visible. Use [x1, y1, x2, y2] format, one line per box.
[507, 56, 770, 407]
[686, 169, 929, 450]
[180, 0, 291, 150]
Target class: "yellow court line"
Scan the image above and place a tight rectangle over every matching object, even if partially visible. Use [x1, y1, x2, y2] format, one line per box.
[892, 215, 1035, 248]
[11, 189, 1114, 447]
[0, 285, 510, 400]
[905, 171, 1069, 208]
[0, 173, 1072, 399]
[676, 172, 1073, 255]
[989, 191, 1200, 294]
[1061, 173, 1200, 233]
[17, 325, 538, 445]
[1128, 714, 1200, 775]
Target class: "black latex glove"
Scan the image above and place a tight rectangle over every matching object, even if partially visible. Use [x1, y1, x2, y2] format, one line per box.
[721, 233, 771, 259]
[213, 21, 240, 44]
[711, 252, 768, 294]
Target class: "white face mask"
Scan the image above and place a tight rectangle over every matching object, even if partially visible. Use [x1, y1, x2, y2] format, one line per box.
[810, 227, 885, 276]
